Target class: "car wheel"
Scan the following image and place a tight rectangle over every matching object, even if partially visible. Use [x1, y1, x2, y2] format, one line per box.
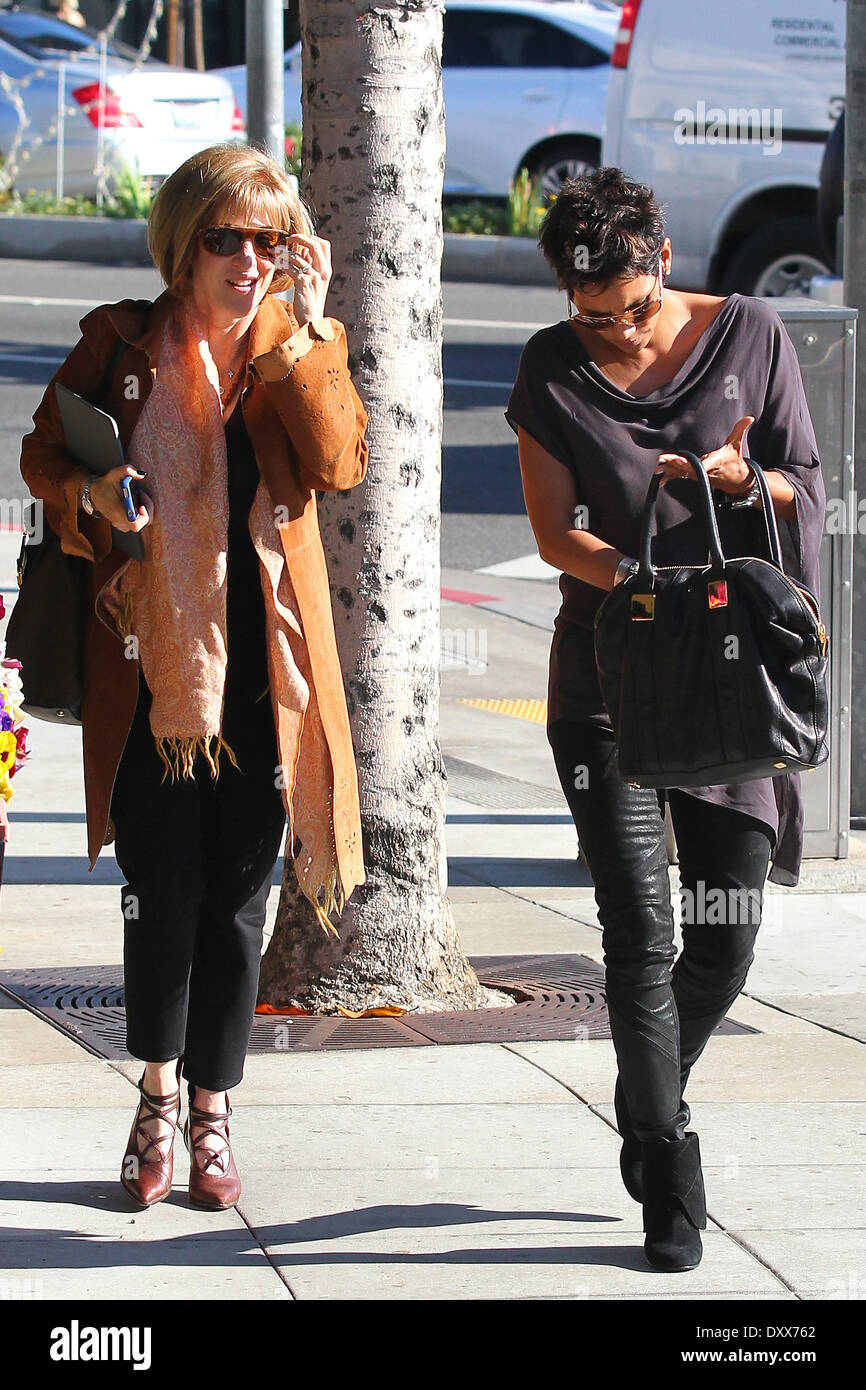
[720, 216, 831, 297]
[528, 140, 599, 201]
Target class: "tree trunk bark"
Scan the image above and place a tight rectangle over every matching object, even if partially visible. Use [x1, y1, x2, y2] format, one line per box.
[258, 0, 509, 1015]
[188, 0, 205, 71]
[165, 0, 180, 68]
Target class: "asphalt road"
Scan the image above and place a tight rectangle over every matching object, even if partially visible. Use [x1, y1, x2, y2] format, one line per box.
[0, 261, 565, 574]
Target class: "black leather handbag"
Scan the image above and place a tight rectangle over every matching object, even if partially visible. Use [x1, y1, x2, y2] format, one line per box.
[5, 499, 89, 723]
[5, 335, 125, 724]
[593, 451, 829, 788]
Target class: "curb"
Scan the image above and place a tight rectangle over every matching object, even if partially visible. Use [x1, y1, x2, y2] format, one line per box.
[442, 231, 554, 285]
[0, 214, 555, 284]
[0, 213, 152, 265]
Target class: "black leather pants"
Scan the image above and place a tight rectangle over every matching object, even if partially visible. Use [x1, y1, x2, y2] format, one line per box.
[548, 717, 774, 1141]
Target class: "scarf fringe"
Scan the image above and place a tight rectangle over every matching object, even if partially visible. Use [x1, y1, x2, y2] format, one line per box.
[301, 860, 347, 937]
[155, 732, 240, 783]
[117, 588, 135, 642]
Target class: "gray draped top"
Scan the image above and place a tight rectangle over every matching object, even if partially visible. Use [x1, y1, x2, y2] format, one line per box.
[505, 292, 826, 886]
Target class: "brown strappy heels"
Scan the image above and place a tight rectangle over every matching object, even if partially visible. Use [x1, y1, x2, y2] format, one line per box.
[183, 1093, 242, 1210]
[120, 1059, 183, 1207]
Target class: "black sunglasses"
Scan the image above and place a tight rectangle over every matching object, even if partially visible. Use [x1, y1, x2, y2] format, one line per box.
[200, 225, 291, 262]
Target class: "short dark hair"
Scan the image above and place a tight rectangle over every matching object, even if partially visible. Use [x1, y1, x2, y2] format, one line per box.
[537, 167, 666, 294]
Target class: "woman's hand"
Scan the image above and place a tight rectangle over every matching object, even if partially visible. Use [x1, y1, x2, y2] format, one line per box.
[88, 465, 153, 532]
[284, 233, 332, 326]
[655, 416, 756, 495]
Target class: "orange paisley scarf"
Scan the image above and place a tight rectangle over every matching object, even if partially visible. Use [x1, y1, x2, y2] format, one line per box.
[97, 295, 344, 936]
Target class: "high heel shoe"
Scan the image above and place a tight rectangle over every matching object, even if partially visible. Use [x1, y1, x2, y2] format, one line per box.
[183, 1093, 241, 1210]
[641, 1131, 707, 1271]
[120, 1059, 183, 1207]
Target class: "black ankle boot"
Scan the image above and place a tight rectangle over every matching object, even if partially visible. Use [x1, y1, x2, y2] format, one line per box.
[641, 1132, 707, 1272]
[614, 1077, 643, 1203]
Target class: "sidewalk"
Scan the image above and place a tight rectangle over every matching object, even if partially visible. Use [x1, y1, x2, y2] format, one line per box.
[0, 533, 864, 1301]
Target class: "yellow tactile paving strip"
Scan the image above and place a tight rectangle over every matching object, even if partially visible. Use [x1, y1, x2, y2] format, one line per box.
[459, 697, 548, 725]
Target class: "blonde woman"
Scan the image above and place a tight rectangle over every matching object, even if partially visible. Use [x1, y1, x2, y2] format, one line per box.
[20, 144, 368, 1210]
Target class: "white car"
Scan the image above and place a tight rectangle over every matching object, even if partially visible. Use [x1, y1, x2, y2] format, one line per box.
[603, 0, 844, 295]
[0, 5, 243, 196]
[216, 0, 619, 197]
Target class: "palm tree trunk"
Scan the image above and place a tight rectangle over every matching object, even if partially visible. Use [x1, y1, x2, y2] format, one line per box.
[258, 0, 505, 1014]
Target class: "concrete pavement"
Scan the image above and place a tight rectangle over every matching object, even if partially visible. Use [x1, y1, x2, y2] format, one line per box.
[0, 529, 864, 1303]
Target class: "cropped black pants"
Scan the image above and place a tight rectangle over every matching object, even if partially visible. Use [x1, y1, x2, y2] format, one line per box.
[110, 670, 287, 1094]
[548, 717, 774, 1141]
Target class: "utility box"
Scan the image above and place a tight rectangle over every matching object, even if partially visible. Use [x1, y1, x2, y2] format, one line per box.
[773, 299, 855, 860]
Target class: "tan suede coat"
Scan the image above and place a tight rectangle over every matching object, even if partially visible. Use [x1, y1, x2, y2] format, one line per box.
[19, 289, 368, 900]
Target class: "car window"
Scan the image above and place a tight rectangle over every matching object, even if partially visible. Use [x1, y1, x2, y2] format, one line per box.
[442, 10, 606, 69]
[0, 13, 138, 61]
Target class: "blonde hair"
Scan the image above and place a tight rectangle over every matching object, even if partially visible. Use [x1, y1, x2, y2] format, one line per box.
[147, 143, 314, 297]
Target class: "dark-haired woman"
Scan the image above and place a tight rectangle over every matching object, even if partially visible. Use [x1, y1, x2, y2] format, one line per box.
[506, 167, 825, 1271]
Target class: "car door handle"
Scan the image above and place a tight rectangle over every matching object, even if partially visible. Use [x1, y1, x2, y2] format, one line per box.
[522, 88, 553, 102]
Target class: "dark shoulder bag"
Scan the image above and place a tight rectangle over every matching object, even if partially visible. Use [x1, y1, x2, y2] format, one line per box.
[5, 335, 126, 724]
[593, 451, 830, 788]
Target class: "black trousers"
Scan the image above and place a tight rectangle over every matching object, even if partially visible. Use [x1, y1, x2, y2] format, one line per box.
[110, 670, 287, 1093]
[548, 717, 774, 1141]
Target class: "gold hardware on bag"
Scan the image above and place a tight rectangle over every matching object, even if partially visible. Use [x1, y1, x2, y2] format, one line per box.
[774, 761, 787, 769]
[817, 622, 828, 656]
[627, 781, 642, 788]
[630, 593, 655, 621]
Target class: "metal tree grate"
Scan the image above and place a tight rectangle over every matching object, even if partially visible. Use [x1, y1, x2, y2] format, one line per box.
[0, 956, 755, 1059]
[443, 756, 567, 809]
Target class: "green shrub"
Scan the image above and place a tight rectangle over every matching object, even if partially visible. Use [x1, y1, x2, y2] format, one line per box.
[285, 122, 302, 180]
[0, 162, 153, 218]
[507, 167, 548, 238]
[1, 189, 98, 216]
[442, 198, 509, 236]
[104, 163, 153, 219]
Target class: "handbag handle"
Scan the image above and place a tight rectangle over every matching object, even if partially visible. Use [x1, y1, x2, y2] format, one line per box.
[637, 449, 724, 584]
[741, 456, 785, 569]
[636, 449, 784, 585]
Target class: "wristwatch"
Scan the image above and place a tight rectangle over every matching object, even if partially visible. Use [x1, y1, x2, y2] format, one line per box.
[80, 475, 101, 518]
[614, 556, 640, 586]
[730, 465, 761, 510]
